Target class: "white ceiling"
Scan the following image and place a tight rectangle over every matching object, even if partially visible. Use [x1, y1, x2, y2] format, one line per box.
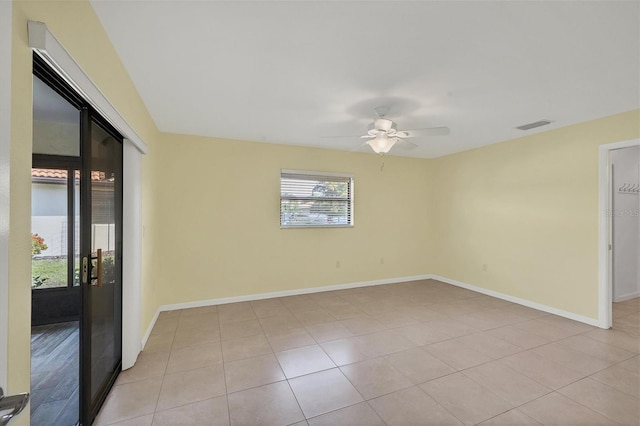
[90, 1, 639, 158]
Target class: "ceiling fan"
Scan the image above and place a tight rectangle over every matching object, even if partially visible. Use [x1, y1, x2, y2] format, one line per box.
[356, 106, 450, 154]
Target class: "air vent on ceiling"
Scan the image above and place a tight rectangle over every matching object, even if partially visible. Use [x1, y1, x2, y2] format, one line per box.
[516, 120, 551, 131]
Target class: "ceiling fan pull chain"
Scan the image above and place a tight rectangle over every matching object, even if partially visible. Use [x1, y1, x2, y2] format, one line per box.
[380, 156, 385, 172]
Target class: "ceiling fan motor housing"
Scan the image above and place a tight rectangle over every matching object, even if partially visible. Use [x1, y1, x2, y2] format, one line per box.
[368, 118, 397, 136]
[374, 118, 394, 132]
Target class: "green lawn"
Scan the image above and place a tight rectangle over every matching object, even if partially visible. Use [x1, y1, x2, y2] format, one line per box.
[32, 258, 68, 289]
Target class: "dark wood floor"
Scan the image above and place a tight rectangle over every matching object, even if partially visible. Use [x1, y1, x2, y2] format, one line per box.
[31, 321, 79, 426]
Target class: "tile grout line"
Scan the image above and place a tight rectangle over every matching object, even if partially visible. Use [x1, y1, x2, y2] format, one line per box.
[554, 376, 636, 425]
[148, 309, 181, 425]
[272, 299, 317, 423]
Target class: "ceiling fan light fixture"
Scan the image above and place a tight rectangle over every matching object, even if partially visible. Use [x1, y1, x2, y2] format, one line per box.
[367, 135, 397, 154]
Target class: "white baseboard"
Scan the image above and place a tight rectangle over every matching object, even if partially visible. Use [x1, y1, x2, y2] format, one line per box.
[141, 272, 609, 350]
[428, 274, 604, 328]
[614, 291, 640, 303]
[141, 274, 431, 350]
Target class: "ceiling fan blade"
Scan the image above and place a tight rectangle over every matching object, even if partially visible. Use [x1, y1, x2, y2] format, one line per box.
[360, 135, 374, 139]
[321, 134, 366, 139]
[397, 139, 418, 149]
[402, 126, 450, 137]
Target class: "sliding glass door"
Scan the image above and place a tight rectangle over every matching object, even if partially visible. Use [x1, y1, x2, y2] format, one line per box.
[33, 53, 124, 426]
[80, 113, 123, 425]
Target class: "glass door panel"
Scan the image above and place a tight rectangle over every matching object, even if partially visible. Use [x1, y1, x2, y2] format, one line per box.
[81, 115, 122, 423]
[31, 57, 84, 426]
[32, 75, 80, 157]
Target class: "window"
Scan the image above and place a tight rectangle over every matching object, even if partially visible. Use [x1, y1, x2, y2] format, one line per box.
[280, 169, 354, 228]
[31, 167, 78, 288]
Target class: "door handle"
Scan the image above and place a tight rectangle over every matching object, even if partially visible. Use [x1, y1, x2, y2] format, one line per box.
[96, 248, 103, 288]
[0, 387, 29, 426]
[86, 249, 103, 287]
[82, 256, 88, 284]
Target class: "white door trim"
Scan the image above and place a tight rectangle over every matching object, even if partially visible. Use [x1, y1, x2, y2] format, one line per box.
[27, 20, 146, 368]
[122, 141, 142, 369]
[598, 138, 640, 329]
[0, 0, 12, 391]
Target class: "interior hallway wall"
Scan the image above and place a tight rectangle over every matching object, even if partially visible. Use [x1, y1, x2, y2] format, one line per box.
[611, 145, 640, 301]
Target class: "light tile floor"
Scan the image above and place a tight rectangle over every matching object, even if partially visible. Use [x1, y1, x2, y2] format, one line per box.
[95, 279, 639, 426]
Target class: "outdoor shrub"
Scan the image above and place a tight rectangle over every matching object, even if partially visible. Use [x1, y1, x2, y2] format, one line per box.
[32, 275, 48, 288]
[31, 233, 48, 256]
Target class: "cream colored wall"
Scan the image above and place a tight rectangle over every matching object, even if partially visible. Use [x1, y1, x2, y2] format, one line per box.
[9, 1, 159, 423]
[7, 7, 33, 420]
[152, 111, 639, 320]
[431, 110, 640, 319]
[0, 0, 12, 393]
[151, 133, 434, 306]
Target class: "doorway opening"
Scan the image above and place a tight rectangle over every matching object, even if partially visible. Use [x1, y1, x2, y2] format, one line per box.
[31, 53, 123, 426]
[599, 139, 640, 330]
[609, 145, 640, 333]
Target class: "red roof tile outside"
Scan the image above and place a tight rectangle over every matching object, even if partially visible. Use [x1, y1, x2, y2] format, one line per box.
[32, 168, 109, 181]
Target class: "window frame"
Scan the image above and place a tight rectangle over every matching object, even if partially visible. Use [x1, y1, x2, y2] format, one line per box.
[280, 169, 354, 229]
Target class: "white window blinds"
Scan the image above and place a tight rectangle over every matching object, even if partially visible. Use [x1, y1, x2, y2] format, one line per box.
[280, 170, 354, 228]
